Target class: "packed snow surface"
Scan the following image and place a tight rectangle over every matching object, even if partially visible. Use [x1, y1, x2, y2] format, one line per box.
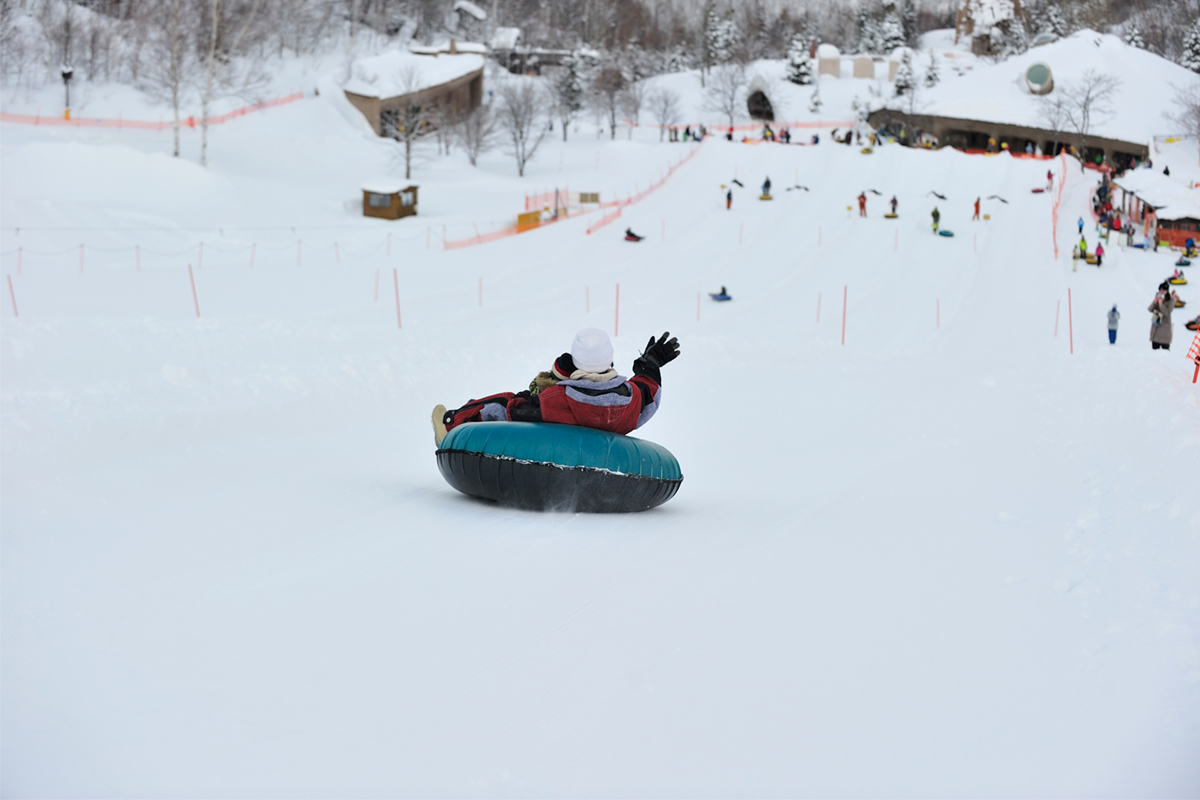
[2, 64, 1199, 798]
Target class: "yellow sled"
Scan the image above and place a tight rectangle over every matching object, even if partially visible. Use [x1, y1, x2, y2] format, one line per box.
[860, 147, 874, 154]
[1085, 255, 1099, 265]
[1169, 275, 1188, 285]
[884, 213, 898, 219]
[759, 194, 773, 200]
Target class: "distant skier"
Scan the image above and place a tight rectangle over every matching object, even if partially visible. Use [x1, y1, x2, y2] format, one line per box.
[931, 207, 940, 232]
[1107, 305, 1120, 344]
[858, 192, 867, 217]
[624, 228, 644, 242]
[1046, 169, 1054, 190]
[889, 195, 898, 215]
[762, 176, 771, 196]
[726, 188, 733, 210]
[973, 197, 981, 220]
[1095, 242, 1105, 266]
[1078, 217, 1084, 235]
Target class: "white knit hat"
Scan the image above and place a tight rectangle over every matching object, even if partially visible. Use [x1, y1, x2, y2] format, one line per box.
[571, 328, 614, 373]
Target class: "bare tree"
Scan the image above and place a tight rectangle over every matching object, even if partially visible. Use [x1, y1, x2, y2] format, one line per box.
[388, 64, 429, 180]
[496, 81, 548, 177]
[1037, 92, 1069, 144]
[199, 0, 266, 167]
[590, 66, 625, 139]
[140, 0, 192, 158]
[1060, 70, 1122, 171]
[618, 79, 648, 139]
[704, 63, 746, 129]
[458, 103, 496, 166]
[1166, 81, 1200, 165]
[647, 86, 681, 141]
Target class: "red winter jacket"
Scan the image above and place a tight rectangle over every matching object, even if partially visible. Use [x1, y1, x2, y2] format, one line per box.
[444, 354, 663, 436]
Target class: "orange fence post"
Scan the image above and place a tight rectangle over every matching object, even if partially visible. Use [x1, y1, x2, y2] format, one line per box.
[7, 275, 18, 318]
[187, 264, 200, 318]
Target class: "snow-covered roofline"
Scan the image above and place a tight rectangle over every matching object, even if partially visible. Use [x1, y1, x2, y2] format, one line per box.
[453, 0, 486, 21]
[362, 181, 416, 194]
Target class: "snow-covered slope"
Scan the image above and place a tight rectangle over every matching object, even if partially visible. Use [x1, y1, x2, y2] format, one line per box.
[2, 66, 1199, 797]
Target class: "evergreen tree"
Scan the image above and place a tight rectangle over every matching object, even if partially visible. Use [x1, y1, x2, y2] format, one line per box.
[901, 0, 918, 45]
[1183, 17, 1200, 73]
[553, 51, 586, 141]
[924, 51, 940, 87]
[1045, 4, 1068, 38]
[808, 83, 823, 113]
[708, 11, 739, 65]
[879, 9, 906, 54]
[1124, 22, 1145, 49]
[786, 34, 813, 85]
[894, 51, 914, 97]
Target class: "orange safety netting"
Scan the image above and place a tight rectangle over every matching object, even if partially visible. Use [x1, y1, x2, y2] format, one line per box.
[0, 93, 305, 130]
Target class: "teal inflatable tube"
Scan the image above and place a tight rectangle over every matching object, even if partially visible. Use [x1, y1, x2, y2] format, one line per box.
[436, 422, 683, 512]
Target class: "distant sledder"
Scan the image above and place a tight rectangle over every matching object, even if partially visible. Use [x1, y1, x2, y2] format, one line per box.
[624, 228, 644, 242]
[761, 177, 772, 200]
[710, 285, 732, 301]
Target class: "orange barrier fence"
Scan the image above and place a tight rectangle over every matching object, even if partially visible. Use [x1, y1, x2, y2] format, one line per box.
[587, 142, 703, 232]
[0, 92, 305, 130]
[586, 206, 622, 235]
[1051, 151, 1067, 259]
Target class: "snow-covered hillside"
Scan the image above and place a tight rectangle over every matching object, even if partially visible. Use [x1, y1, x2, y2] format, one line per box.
[2, 52, 1199, 798]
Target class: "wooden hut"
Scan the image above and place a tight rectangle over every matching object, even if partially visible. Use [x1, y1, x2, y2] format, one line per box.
[362, 182, 418, 221]
[344, 51, 484, 138]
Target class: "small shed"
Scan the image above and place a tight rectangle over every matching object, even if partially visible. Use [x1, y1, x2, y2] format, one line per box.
[852, 56, 875, 78]
[817, 44, 840, 78]
[362, 181, 418, 220]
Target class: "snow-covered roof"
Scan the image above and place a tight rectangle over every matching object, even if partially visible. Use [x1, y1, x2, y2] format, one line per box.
[491, 27, 521, 50]
[1114, 168, 1200, 217]
[362, 180, 417, 194]
[453, 0, 486, 20]
[913, 31, 1195, 145]
[344, 51, 484, 99]
[410, 40, 487, 56]
[817, 43, 840, 59]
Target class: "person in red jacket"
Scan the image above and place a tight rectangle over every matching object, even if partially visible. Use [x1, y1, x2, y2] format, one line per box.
[857, 192, 867, 217]
[973, 197, 981, 220]
[432, 328, 680, 446]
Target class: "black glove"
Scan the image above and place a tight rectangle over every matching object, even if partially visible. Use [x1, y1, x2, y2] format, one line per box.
[640, 332, 680, 367]
[632, 332, 679, 384]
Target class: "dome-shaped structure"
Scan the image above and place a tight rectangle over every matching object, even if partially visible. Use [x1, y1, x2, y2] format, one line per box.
[746, 74, 774, 121]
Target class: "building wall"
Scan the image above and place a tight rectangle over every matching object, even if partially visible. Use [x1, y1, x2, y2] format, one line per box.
[867, 108, 1149, 165]
[346, 67, 484, 137]
[818, 58, 840, 78]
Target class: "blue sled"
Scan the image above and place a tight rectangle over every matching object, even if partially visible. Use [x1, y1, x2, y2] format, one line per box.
[938, 229, 955, 237]
[710, 293, 732, 301]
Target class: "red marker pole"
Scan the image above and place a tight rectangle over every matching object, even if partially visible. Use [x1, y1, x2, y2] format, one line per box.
[1068, 288, 1074, 354]
[187, 263, 200, 318]
[393, 268, 402, 329]
[7, 275, 18, 318]
[841, 285, 847, 346]
[614, 283, 620, 337]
